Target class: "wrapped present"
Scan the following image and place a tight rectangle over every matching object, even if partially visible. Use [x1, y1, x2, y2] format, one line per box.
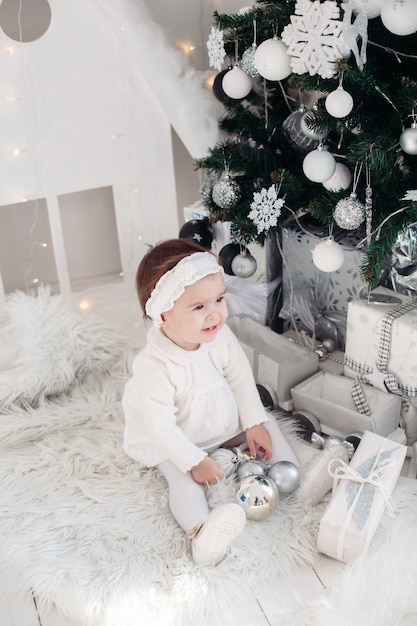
[227, 315, 319, 411]
[281, 217, 366, 349]
[344, 287, 417, 443]
[291, 371, 401, 439]
[317, 430, 407, 563]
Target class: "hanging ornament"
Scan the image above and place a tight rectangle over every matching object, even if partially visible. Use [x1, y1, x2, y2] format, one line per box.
[281, 0, 347, 79]
[302, 144, 336, 183]
[231, 249, 257, 278]
[206, 26, 226, 71]
[334, 194, 365, 229]
[380, 0, 417, 36]
[312, 238, 345, 272]
[178, 219, 213, 249]
[365, 166, 373, 247]
[218, 243, 249, 275]
[213, 68, 242, 103]
[325, 79, 354, 118]
[212, 167, 241, 209]
[241, 19, 260, 78]
[300, 104, 328, 141]
[283, 105, 320, 153]
[248, 184, 284, 234]
[222, 64, 252, 99]
[400, 121, 417, 156]
[254, 36, 292, 81]
[340, 1, 368, 71]
[322, 163, 352, 191]
[351, 0, 384, 18]
[333, 162, 365, 229]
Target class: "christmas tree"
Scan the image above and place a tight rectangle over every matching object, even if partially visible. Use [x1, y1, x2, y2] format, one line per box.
[196, 0, 417, 288]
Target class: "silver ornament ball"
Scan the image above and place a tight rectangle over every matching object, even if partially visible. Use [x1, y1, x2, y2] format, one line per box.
[236, 474, 279, 520]
[231, 252, 257, 278]
[333, 194, 365, 230]
[241, 44, 260, 78]
[268, 461, 301, 495]
[237, 459, 268, 481]
[209, 448, 240, 479]
[399, 125, 417, 156]
[212, 177, 241, 209]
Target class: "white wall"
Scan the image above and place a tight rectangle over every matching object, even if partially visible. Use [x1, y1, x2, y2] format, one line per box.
[0, 0, 220, 310]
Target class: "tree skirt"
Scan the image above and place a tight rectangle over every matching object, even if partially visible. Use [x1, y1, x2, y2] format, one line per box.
[1, 287, 417, 626]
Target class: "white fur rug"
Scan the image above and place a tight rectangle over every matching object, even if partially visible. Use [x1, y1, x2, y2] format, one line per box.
[1, 287, 417, 626]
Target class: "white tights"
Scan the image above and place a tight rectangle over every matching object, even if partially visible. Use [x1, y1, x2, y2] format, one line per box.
[156, 416, 298, 534]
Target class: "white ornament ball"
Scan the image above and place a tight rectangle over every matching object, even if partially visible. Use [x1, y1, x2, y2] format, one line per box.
[303, 148, 336, 183]
[312, 239, 345, 272]
[325, 87, 354, 118]
[334, 194, 365, 229]
[254, 37, 292, 81]
[323, 163, 352, 191]
[351, 0, 385, 18]
[381, 0, 417, 35]
[399, 124, 417, 155]
[231, 252, 257, 278]
[222, 65, 252, 99]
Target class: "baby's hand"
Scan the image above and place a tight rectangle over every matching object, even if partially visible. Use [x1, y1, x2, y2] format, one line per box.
[246, 424, 272, 459]
[191, 457, 224, 485]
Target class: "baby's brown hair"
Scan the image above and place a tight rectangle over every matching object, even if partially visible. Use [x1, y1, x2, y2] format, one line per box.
[136, 238, 215, 319]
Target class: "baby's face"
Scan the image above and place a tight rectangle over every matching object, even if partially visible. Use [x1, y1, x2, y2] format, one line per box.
[160, 272, 227, 350]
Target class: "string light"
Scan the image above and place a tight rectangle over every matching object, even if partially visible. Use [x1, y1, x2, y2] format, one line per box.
[78, 300, 91, 312]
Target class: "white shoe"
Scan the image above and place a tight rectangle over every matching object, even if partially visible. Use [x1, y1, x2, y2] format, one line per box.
[191, 503, 246, 566]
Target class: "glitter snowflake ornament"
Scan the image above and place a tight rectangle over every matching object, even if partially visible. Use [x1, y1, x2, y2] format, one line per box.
[248, 185, 284, 234]
[207, 26, 226, 71]
[281, 0, 348, 79]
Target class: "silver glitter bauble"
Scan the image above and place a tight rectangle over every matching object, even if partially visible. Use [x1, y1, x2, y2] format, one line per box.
[209, 448, 240, 479]
[268, 461, 301, 495]
[212, 176, 241, 209]
[237, 459, 268, 481]
[333, 193, 365, 230]
[399, 124, 417, 155]
[236, 474, 279, 520]
[241, 44, 260, 77]
[231, 252, 257, 278]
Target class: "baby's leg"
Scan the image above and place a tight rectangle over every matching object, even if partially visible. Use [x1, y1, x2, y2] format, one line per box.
[157, 459, 209, 532]
[264, 415, 299, 466]
[157, 459, 245, 566]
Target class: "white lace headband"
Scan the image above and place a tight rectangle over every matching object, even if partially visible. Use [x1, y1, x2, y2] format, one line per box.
[145, 251, 224, 327]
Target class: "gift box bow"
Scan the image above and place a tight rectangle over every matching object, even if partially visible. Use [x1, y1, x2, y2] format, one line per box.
[345, 299, 417, 416]
[327, 447, 399, 561]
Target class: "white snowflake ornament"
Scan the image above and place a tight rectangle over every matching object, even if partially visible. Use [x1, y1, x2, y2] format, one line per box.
[248, 185, 284, 234]
[281, 0, 347, 78]
[403, 190, 417, 202]
[207, 26, 226, 71]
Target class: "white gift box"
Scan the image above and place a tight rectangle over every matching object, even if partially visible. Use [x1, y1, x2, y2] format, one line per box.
[291, 371, 401, 438]
[344, 287, 417, 443]
[227, 315, 319, 411]
[317, 430, 407, 563]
